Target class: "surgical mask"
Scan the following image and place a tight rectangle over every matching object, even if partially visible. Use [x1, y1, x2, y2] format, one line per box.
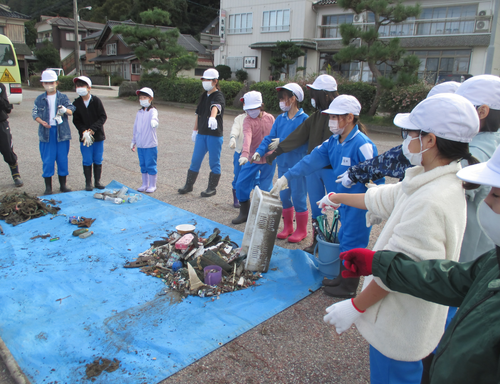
[279, 101, 291, 112]
[76, 87, 88, 97]
[328, 119, 344, 136]
[43, 84, 56, 93]
[478, 200, 500, 246]
[402, 134, 429, 166]
[202, 81, 214, 92]
[311, 98, 316, 109]
[140, 100, 151, 108]
[247, 109, 260, 119]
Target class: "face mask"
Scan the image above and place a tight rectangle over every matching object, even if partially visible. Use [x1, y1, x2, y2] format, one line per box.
[328, 119, 344, 136]
[402, 134, 429, 166]
[202, 81, 214, 92]
[279, 101, 291, 112]
[247, 109, 260, 119]
[140, 99, 150, 108]
[43, 84, 56, 93]
[76, 87, 88, 97]
[477, 200, 500, 246]
[311, 98, 316, 109]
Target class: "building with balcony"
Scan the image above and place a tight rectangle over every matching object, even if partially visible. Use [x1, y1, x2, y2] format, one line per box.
[216, 0, 500, 83]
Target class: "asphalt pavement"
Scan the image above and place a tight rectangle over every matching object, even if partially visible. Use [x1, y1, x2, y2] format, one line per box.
[0, 88, 401, 384]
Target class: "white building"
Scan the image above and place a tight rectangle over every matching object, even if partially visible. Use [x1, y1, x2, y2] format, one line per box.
[216, 0, 500, 83]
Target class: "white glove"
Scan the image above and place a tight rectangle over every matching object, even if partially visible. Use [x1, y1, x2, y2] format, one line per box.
[130, 143, 136, 152]
[336, 170, 354, 188]
[229, 137, 236, 149]
[82, 130, 94, 147]
[268, 138, 280, 151]
[270, 176, 288, 195]
[57, 106, 67, 115]
[151, 120, 158, 129]
[208, 117, 218, 130]
[324, 299, 363, 334]
[317, 192, 341, 214]
[191, 130, 197, 143]
[252, 152, 261, 162]
[239, 157, 248, 166]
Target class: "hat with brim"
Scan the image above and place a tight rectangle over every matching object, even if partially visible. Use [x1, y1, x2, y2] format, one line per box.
[136, 87, 154, 97]
[322, 94, 361, 115]
[40, 70, 58, 82]
[242, 91, 263, 110]
[393, 113, 419, 130]
[201, 68, 219, 80]
[306, 74, 337, 92]
[73, 76, 92, 87]
[457, 146, 500, 188]
[276, 83, 304, 102]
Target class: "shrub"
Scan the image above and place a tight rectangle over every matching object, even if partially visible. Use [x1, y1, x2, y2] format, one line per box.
[380, 82, 431, 115]
[215, 65, 231, 80]
[249, 81, 286, 112]
[110, 74, 125, 86]
[235, 69, 248, 82]
[337, 82, 377, 115]
[219, 80, 244, 104]
[138, 73, 165, 94]
[57, 75, 77, 91]
[29, 75, 41, 86]
[157, 78, 203, 103]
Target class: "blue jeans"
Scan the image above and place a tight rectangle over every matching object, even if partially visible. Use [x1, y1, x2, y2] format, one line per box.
[137, 147, 158, 175]
[370, 345, 423, 384]
[306, 167, 337, 219]
[80, 140, 104, 166]
[190, 134, 223, 175]
[236, 161, 275, 202]
[39, 125, 70, 177]
[278, 166, 307, 212]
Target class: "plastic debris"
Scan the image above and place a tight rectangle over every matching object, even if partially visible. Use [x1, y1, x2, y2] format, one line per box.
[0, 192, 60, 226]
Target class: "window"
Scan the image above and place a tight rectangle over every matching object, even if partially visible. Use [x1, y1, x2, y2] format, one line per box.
[194, 68, 205, 76]
[66, 33, 82, 42]
[416, 5, 477, 35]
[0, 26, 4, 35]
[86, 43, 95, 53]
[131, 63, 141, 75]
[321, 14, 354, 38]
[407, 49, 471, 83]
[106, 43, 117, 56]
[262, 9, 290, 32]
[228, 13, 253, 34]
[0, 44, 15, 66]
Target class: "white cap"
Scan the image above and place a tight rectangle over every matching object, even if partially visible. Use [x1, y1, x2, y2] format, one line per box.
[73, 76, 92, 87]
[455, 74, 500, 110]
[136, 87, 154, 97]
[457, 145, 500, 188]
[393, 93, 479, 143]
[322, 94, 361, 116]
[276, 83, 304, 102]
[201, 68, 219, 80]
[306, 74, 337, 92]
[242, 91, 263, 110]
[41, 70, 58, 82]
[427, 81, 460, 98]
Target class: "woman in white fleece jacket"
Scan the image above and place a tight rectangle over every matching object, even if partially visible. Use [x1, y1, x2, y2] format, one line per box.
[319, 93, 481, 384]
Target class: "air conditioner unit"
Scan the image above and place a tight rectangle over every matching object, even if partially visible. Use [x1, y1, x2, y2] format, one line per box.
[353, 13, 365, 24]
[478, 9, 492, 17]
[475, 19, 490, 32]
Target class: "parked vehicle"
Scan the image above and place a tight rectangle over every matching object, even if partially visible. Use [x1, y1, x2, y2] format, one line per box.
[46, 68, 65, 77]
[0, 35, 22, 104]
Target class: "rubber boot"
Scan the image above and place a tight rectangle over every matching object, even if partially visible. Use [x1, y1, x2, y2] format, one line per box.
[146, 174, 157, 193]
[323, 263, 349, 287]
[201, 172, 221, 197]
[232, 200, 250, 224]
[137, 173, 148, 192]
[10, 163, 23, 187]
[93, 164, 105, 189]
[288, 210, 308, 243]
[323, 276, 360, 299]
[83, 165, 93, 191]
[178, 169, 198, 194]
[232, 188, 240, 208]
[43, 177, 52, 195]
[277, 207, 294, 239]
[303, 218, 319, 254]
[58, 175, 72, 192]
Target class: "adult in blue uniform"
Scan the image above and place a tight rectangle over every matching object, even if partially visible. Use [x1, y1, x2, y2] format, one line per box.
[271, 95, 383, 297]
[253, 83, 309, 242]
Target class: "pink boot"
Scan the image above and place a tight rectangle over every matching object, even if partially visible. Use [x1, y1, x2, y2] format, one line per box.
[277, 207, 294, 239]
[146, 174, 157, 193]
[288, 211, 308, 243]
[137, 173, 148, 192]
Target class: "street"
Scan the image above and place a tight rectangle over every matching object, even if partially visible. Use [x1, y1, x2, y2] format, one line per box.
[0, 89, 401, 384]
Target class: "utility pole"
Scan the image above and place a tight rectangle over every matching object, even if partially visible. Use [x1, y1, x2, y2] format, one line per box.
[73, 0, 79, 75]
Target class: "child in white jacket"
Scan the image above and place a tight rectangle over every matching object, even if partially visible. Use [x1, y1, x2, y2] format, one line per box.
[228, 112, 246, 208]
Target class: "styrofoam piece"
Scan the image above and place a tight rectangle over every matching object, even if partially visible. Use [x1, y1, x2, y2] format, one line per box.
[175, 233, 194, 250]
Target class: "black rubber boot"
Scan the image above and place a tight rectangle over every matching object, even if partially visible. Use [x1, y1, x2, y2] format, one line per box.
[323, 276, 360, 299]
[43, 177, 52, 195]
[178, 169, 198, 194]
[232, 188, 240, 208]
[93, 164, 105, 189]
[83, 165, 93, 191]
[323, 263, 349, 287]
[9, 163, 23, 187]
[201, 172, 221, 197]
[58, 175, 72, 193]
[232, 200, 250, 224]
[303, 218, 319, 254]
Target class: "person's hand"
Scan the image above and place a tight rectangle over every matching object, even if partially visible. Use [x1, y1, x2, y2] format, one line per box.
[268, 138, 280, 151]
[336, 170, 354, 188]
[191, 130, 197, 143]
[266, 151, 278, 165]
[251, 152, 261, 163]
[229, 137, 236, 149]
[130, 143, 136, 152]
[324, 299, 363, 334]
[239, 157, 248, 166]
[208, 117, 218, 130]
[317, 192, 341, 213]
[57, 105, 67, 115]
[270, 176, 288, 195]
[40, 120, 51, 128]
[82, 130, 94, 147]
[151, 120, 158, 129]
[340, 248, 375, 278]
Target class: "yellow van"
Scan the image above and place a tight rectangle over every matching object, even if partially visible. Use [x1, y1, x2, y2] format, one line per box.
[0, 35, 22, 104]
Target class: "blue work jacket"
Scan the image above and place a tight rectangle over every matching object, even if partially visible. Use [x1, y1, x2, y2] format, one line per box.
[32, 91, 75, 142]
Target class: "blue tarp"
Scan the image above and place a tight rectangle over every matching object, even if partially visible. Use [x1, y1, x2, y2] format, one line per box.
[0, 181, 322, 383]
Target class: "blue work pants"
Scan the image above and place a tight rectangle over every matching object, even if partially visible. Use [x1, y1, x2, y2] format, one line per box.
[306, 167, 337, 219]
[370, 345, 423, 384]
[236, 161, 275, 202]
[39, 125, 70, 177]
[137, 147, 158, 175]
[80, 140, 104, 166]
[278, 166, 307, 212]
[190, 134, 223, 175]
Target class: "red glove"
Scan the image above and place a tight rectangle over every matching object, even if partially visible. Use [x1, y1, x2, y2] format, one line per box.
[340, 248, 375, 278]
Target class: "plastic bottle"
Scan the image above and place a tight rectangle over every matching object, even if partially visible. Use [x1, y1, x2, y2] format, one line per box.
[73, 228, 88, 236]
[104, 196, 124, 204]
[79, 231, 93, 239]
[116, 186, 128, 199]
[128, 194, 142, 203]
[93, 193, 105, 200]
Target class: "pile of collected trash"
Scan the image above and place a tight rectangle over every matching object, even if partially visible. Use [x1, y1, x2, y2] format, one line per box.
[93, 186, 142, 204]
[0, 192, 60, 225]
[124, 226, 262, 298]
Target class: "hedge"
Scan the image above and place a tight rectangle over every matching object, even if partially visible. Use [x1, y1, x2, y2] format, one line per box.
[380, 83, 431, 115]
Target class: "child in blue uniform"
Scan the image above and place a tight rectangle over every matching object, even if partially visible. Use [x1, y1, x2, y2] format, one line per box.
[253, 83, 309, 242]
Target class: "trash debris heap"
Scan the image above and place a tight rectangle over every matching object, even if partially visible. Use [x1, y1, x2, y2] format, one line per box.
[0, 192, 60, 225]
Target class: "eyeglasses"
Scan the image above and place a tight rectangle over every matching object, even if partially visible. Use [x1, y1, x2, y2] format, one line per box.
[401, 129, 420, 140]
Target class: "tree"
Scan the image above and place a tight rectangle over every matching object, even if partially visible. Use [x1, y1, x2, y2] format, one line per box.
[113, 8, 198, 79]
[334, 0, 421, 116]
[34, 40, 61, 72]
[127, 0, 189, 31]
[269, 41, 305, 79]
